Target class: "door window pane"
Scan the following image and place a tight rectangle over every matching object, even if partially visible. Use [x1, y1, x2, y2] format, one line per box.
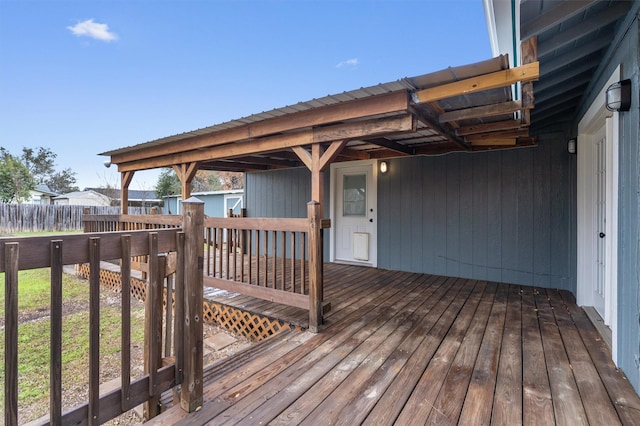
[343, 174, 366, 216]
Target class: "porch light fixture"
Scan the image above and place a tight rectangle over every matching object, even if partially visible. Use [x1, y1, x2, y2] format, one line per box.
[379, 161, 388, 174]
[567, 138, 577, 155]
[605, 79, 631, 112]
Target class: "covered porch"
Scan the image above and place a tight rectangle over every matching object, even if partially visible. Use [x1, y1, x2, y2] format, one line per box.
[152, 263, 640, 425]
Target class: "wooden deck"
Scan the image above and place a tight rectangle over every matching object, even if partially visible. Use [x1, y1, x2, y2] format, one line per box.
[152, 263, 640, 425]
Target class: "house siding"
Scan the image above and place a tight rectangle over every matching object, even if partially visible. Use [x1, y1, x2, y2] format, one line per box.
[245, 137, 574, 294]
[245, 167, 331, 259]
[377, 135, 575, 292]
[576, 9, 640, 393]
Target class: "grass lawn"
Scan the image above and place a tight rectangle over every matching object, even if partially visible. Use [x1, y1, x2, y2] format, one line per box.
[0, 267, 145, 421]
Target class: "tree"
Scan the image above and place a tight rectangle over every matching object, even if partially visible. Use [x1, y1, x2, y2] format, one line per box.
[21, 147, 55, 183]
[0, 148, 35, 203]
[218, 171, 244, 190]
[47, 168, 79, 194]
[154, 168, 244, 198]
[21, 147, 79, 193]
[155, 168, 181, 198]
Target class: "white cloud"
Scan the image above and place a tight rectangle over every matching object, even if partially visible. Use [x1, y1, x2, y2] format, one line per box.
[67, 19, 118, 42]
[336, 58, 359, 68]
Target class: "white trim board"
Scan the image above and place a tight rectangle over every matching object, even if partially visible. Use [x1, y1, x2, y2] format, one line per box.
[577, 66, 620, 365]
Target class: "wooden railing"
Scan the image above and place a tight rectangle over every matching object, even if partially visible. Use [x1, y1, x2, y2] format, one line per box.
[203, 202, 329, 331]
[83, 201, 329, 331]
[2, 201, 205, 424]
[82, 211, 182, 233]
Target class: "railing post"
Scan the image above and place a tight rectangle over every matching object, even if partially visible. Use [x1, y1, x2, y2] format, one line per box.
[180, 197, 204, 412]
[307, 201, 323, 333]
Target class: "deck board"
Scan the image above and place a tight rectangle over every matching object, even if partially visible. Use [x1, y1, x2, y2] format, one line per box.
[150, 264, 640, 425]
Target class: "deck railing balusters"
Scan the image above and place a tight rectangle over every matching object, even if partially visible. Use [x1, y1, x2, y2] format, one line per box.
[50, 240, 63, 425]
[4, 242, 19, 426]
[120, 235, 132, 413]
[88, 237, 101, 425]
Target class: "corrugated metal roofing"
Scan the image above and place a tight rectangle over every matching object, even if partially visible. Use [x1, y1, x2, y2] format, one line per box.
[103, 54, 536, 172]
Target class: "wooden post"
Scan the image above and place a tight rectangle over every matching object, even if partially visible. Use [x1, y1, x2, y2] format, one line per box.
[143, 232, 163, 420]
[173, 162, 200, 201]
[4, 242, 19, 426]
[181, 197, 204, 412]
[121, 171, 134, 215]
[307, 201, 323, 333]
[50, 240, 63, 425]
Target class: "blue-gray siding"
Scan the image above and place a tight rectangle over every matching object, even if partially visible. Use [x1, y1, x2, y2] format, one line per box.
[245, 167, 331, 259]
[377, 136, 575, 292]
[577, 8, 640, 393]
[246, 140, 574, 293]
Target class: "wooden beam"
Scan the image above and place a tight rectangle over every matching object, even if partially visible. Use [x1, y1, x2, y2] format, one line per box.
[521, 0, 596, 39]
[109, 91, 410, 164]
[470, 138, 517, 147]
[118, 115, 414, 172]
[366, 138, 415, 156]
[318, 140, 348, 171]
[172, 162, 199, 200]
[120, 171, 134, 215]
[292, 146, 312, 170]
[457, 120, 525, 136]
[439, 101, 525, 123]
[409, 106, 469, 150]
[198, 161, 267, 172]
[311, 144, 323, 207]
[521, 37, 537, 125]
[465, 129, 530, 143]
[413, 62, 539, 104]
[337, 148, 371, 160]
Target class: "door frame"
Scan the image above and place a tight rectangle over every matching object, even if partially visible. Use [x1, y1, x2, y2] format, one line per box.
[577, 66, 620, 362]
[329, 159, 378, 267]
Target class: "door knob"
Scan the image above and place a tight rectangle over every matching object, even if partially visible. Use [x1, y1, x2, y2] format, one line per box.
[599, 232, 606, 238]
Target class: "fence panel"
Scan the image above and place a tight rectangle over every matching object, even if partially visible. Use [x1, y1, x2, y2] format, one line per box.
[0, 204, 159, 233]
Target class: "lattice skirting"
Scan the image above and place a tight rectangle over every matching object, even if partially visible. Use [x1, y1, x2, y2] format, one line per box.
[75, 264, 297, 341]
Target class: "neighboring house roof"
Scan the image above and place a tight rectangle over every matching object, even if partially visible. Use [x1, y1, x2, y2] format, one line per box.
[53, 189, 112, 205]
[33, 184, 58, 197]
[86, 187, 161, 202]
[485, 0, 634, 133]
[163, 189, 244, 199]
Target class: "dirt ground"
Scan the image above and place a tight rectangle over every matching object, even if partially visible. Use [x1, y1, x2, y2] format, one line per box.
[16, 278, 253, 425]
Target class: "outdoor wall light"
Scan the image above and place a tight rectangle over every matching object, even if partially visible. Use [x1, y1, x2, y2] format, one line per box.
[379, 161, 388, 174]
[567, 138, 577, 155]
[605, 79, 631, 112]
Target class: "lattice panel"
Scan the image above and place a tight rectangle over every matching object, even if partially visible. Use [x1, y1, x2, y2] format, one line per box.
[76, 264, 147, 301]
[74, 263, 296, 341]
[202, 302, 298, 341]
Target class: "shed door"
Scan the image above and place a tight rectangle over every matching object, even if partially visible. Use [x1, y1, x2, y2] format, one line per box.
[333, 162, 377, 266]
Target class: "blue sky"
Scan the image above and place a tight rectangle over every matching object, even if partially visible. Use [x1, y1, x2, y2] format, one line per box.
[0, 0, 491, 190]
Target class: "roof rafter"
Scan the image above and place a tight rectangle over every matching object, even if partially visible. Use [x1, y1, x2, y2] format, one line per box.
[439, 101, 527, 123]
[412, 62, 539, 104]
[521, 0, 596, 39]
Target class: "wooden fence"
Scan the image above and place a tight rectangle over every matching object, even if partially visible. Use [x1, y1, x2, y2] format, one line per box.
[0, 204, 158, 234]
[1, 201, 204, 425]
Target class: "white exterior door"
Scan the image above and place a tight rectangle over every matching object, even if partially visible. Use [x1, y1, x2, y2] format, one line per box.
[331, 161, 377, 266]
[577, 67, 620, 362]
[594, 131, 607, 317]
